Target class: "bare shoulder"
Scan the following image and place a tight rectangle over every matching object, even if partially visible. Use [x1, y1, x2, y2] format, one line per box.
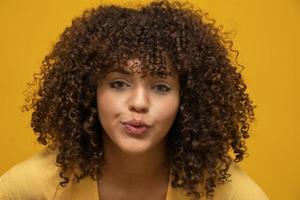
[212, 162, 270, 200]
[0, 147, 60, 200]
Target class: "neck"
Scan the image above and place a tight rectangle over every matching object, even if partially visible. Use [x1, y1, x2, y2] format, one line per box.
[100, 134, 170, 188]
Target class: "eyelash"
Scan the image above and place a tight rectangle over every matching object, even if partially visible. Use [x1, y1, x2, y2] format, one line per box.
[109, 80, 171, 93]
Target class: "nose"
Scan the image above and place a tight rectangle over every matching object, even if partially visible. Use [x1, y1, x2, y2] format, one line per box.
[128, 85, 149, 113]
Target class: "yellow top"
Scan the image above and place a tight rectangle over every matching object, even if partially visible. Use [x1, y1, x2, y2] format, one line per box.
[0, 148, 269, 200]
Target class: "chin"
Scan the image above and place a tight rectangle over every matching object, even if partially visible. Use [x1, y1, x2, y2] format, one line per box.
[118, 143, 152, 156]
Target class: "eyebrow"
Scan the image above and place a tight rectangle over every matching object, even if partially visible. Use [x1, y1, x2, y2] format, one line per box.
[107, 67, 177, 79]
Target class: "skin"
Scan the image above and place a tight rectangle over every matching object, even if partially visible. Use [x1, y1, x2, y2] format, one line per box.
[96, 57, 180, 199]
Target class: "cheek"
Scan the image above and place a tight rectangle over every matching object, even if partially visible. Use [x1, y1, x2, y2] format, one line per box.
[96, 90, 123, 123]
[154, 95, 179, 124]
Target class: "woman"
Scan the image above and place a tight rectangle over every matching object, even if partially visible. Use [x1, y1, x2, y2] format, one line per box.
[0, 0, 269, 199]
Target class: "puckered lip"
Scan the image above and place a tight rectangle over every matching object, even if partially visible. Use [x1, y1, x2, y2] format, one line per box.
[121, 119, 152, 128]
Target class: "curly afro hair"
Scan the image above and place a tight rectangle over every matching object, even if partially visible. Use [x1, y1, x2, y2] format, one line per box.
[22, 0, 256, 199]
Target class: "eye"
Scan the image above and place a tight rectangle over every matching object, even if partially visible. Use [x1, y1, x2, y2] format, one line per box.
[109, 80, 171, 93]
[153, 84, 171, 93]
[109, 80, 129, 89]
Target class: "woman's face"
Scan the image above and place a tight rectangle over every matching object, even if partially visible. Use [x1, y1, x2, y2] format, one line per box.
[96, 58, 180, 155]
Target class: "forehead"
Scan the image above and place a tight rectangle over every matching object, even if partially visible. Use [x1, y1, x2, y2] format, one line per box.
[106, 58, 179, 79]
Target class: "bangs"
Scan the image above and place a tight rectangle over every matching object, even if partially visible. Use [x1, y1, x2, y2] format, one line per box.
[87, 7, 183, 83]
[107, 50, 177, 79]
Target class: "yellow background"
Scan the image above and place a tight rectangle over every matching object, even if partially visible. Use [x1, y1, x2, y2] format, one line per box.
[0, 0, 299, 199]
